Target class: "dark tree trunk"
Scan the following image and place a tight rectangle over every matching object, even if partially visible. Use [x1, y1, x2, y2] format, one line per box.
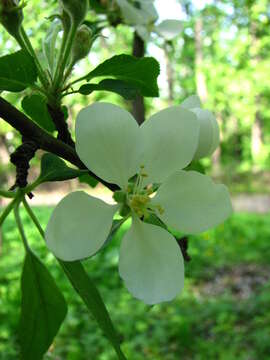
[131, 32, 145, 125]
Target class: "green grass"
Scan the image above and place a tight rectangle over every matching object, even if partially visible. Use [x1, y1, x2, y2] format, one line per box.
[1, 207, 270, 359]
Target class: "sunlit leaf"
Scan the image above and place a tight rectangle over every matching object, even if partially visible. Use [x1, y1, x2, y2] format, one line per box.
[0, 50, 37, 92]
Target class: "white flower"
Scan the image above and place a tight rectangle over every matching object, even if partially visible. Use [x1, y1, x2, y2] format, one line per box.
[45, 101, 232, 304]
[115, 0, 182, 41]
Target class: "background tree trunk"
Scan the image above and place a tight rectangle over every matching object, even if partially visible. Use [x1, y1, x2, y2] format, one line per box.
[131, 32, 145, 125]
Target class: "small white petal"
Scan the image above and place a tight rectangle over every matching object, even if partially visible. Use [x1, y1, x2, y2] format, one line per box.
[139, 106, 199, 183]
[154, 171, 232, 234]
[45, 192, 118, 261]
[119, 216, 184, 305]
[116, 0, 157, 25]
[154, 20, 182, 40]
[192, 108, 220, 160]
[76, 103, 140, 188]
[181, 95, 201, 109]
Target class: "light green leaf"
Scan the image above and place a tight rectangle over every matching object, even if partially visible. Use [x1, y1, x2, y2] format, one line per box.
[21, 94, 55, 132]
[85, 54, 160, 97]
[38, 153, 87, 184]
[78, 173, 99, 187]
[60, 260, 127, 360]
[43, 20, 61, 75]
[0, 50, 37, 92]
[19, 251, 67, 360]
[78, 79, 139, 100]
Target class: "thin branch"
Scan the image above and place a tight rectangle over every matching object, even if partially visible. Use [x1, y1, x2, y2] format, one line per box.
[0, 97, 119, 191]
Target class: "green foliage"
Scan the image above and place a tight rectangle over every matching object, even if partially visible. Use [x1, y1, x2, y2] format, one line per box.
[0, 50, 37, 92]
[79, 79, 139, 100]
[85, 54, 160, 97]
[21, 94, 55, 132]
[19, 251, 67, 360]
[60, 260, 126, 360]
[38, 153, 87, 184]
[42, 20, 62, 76]
[78, 173, 99, 187]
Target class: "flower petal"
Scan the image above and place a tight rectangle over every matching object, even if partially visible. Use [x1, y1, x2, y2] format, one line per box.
[139, 106, 199, 183]
[119, 216, 184, 304]
[154, 170, 232, 234]
[75, 102, 140, 188]
[181, 95, 201, 109]
[45, 191, 118, 261]
[154, 20, 182, 40]
[116, 0, 157, 25]
[192, 108, 220, 160]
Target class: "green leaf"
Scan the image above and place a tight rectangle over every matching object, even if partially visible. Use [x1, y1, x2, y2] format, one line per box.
[38, 153, 87, 183]
[103, 218, 126, 248]
[144, 214, 167, 230]
[0, 50, 37, 92]
[89, 0, 107, 13]
[85, 54, 160, 97]
[21, 94, 56, 132]
[59, 260, 126, 360]
[78, 173, 99, 187]
[43, 20, 61, 75]
[79, 79, 139, 100]
[19, 252, 67, 360]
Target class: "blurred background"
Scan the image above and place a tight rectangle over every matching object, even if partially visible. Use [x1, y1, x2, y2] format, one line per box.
[1, 0, 270, 359]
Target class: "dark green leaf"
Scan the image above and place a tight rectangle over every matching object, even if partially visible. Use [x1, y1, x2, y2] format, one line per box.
[60, 260, 126, 360]
[79, 173, 99, 187]
[19, 252, 67, 360]
[85, 54, 160, 97]
[21, 94, 55, 132]
[89, 0, 107, 13]
[79, 79, 139, 99]
[0, 50, 37, 92]
[144, 214, 167, 230]
[38, 153, 87, 183]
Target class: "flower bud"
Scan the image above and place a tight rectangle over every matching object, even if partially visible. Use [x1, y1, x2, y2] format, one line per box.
[0, 0, 23, 37]
[59, 0, 88, 26]
[71, 25, 93, 63]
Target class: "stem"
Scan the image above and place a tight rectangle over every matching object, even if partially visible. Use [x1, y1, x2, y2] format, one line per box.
[22, 197, 44, 237]
[19, 27, 49, 89]
[0, 189, 16, 198]
[64, 73, 90, 90]
[14, 200, 30, 251]
[53, 23, 78, 92]
[0, 197, 17, 226]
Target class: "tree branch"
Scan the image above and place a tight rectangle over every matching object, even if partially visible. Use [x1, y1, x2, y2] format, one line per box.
[0, 96, 118, 191]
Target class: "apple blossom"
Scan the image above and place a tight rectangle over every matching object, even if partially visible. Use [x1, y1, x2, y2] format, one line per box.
[45, 102, 232, 304]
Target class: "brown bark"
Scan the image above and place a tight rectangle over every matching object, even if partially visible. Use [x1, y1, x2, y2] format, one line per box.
[131, 32, 145, 125]
[164, 43, 174, 105]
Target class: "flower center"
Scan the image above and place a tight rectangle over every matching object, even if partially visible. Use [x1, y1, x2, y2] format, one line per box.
[113, 165, 164, 219]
